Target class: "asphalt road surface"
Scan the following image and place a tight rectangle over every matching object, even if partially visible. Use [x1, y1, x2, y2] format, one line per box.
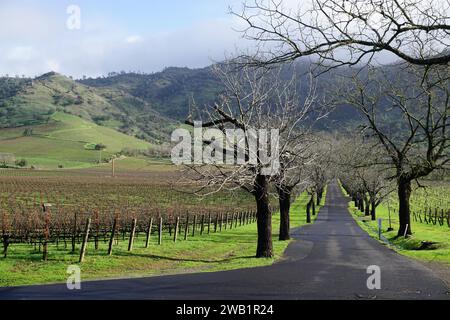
[0, 182, 448, 300]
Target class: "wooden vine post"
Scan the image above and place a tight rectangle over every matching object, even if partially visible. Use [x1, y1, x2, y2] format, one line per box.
[108, 218, 118, 256]
[79, 218, 91, 263]
[145, 217, 153, 248]
[128, 218, 137, 252]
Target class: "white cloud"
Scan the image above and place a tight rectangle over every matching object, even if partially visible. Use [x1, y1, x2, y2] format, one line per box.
[0, 3, 244, 78]
[125, 35, 143, 44]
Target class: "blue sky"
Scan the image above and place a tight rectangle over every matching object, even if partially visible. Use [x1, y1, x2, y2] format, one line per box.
[41, 0, 239, 31]
[0, 0, 245, 77]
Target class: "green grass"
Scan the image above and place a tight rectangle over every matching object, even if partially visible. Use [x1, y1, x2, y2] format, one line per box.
[339, 183, 450, 267]
[97, 156, 174, 172]
[0, 191, 326, 287]
[0, 112, 152, 169]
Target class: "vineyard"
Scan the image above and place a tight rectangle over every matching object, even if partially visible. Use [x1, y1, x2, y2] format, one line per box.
[347, 181, 450, 266]
[385, 182, 450, 229]
[0, 165, 320, 287]
[0, 167, 266, 263]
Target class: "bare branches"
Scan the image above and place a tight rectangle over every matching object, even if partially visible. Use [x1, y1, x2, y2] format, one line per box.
[232, 0, 450, 70]
[181, 61, 319, 198]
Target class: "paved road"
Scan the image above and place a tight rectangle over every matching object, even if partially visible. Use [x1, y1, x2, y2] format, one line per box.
[0, 182, 448, 300]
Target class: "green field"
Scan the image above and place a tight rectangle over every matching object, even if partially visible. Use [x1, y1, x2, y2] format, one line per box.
[341, 183, 450, 267]
[0, 112, 152, 169]
[0, 192, 325, 287]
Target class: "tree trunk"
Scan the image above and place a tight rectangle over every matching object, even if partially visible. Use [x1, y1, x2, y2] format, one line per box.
[306, 200, 312, 224]
[398, 179, 412, 236]
[312, 195, 316, 216]
[278, 187, 291, 241]
[371, 201, 376, 221]
[254, 174, 273, 258]
[317, 188, 324, 206]
[359, 197, 365, 213]
[364, 196, 370, 216]
[2, 234, 10, 258]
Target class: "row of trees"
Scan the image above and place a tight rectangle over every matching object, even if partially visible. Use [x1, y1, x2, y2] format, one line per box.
[180, 64, 333, 257]
[179, 0, 449, 257]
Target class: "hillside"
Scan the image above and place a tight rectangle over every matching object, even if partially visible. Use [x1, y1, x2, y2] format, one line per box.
[0, 65, 372, 138]
[79, 65, 366, 129]
[0, 112, 153, 169]
[80, 67, 223, 120]
[0, 72, 175, 143]
[1, 62, 417, 138]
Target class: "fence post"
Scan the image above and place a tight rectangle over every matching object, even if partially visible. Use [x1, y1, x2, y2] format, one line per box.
[174, 217, 180, 242]
[94, 213, 99, 250]
[145, 217, 153, 248]
[192, 215, 197, 237]
[71, 212, 77, 253]
[447, 211, 450, 227]
[79, 218, 91, 263]
[42, 210, 51, 261]
[184, 215, 190, 240]
[158, 217, 163, 245]
[208, 213, 211, 234]
[200, 215, 205, 235]
[128, 218, 137, 252]
[108, 218, 118, 256]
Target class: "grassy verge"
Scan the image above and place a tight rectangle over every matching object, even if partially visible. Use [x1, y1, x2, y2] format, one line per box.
[0, 191, 326, 287]
[339, 182, 450, 268]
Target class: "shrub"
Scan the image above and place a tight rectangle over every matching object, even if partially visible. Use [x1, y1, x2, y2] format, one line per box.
[15, 159, 27, 167]
[95, 143, 107, 151]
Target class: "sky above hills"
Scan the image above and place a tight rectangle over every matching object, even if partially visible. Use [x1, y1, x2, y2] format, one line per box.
[1, 0, 414, 79]
[0, 0, 245, 78]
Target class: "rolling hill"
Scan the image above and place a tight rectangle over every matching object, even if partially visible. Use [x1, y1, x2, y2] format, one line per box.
[0, 62, 405, 169]
[80, 67, 223, 120]
[0, 112, 153, 169]
[78, 65, 366, 130]
[0, 72, 175, 143]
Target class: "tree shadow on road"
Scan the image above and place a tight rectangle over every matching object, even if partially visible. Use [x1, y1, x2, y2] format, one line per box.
[114, 251, 256, 264]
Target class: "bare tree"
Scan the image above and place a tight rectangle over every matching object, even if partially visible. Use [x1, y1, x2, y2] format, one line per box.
[233, 0, 450, 69]
[336, 136, 394, 220]
[337, 64, 449, 236]
[275, 134, 316, 240]
[179, 62, 317, 257]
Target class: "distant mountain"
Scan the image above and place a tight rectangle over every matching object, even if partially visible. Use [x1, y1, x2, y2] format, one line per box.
[79, 65, 368, 130]
[1, 63, 397, 144]
[80, 67, 223, 120]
